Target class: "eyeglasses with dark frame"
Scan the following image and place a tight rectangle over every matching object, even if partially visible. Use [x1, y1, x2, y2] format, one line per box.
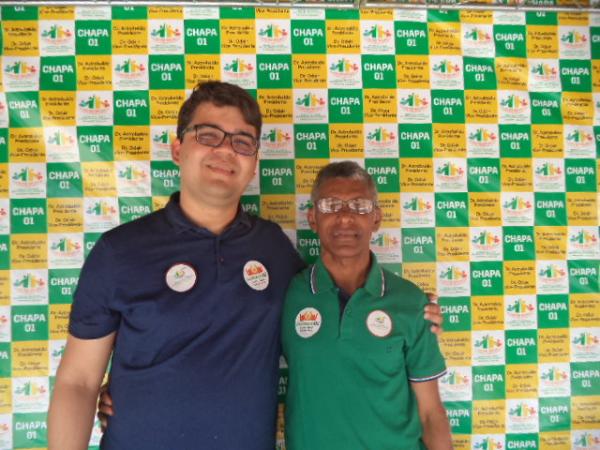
[315, 197, 377, 215]
[181, 124, 259, 157]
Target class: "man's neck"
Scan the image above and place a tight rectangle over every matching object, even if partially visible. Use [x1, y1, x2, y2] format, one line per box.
[321, 252, 371, 296]
[179, 192, 239, 235]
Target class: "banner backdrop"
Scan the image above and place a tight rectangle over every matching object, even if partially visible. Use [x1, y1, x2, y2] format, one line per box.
[0, 5, 599, 449]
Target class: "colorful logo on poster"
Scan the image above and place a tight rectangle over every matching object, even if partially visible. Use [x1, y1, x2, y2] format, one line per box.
[298, 200, 313, 212]
[561, 30, 587, 47]
[573, 432, 600, 449]
[51, 238, 81, 256]
[570, 229, 598, 250]
[296, 92, 326, 110]
[153, 130, 177, 149]
[472, 230, 500, 250]
[403, 196, 432, 214]
[11, 167, 43, 186]
[474, 334, 503, 353]
[223, 58, 254, 77]
[329, 58, 359, 75]
[15, 380, 47, 397]
[432, 59, 461, 76]
[259, 24, 288, 41]
[500, 94, 528, 112]
[52, 346, 65, 359]
[538, 264, 566, 281]
[436, 161, 464, 179]
[366, 127, 396, 146]
[151, 23, 181, 41]
[370, 232, 399, 249]
[503, 196, 532, 212]
[119, 165, 147, 182]
[79, 95, 110, 112]
[440, 266, 468, 284]
[47, 130, 75, 147]
[535, 162, 562, 180]
[572, 332, 600, 350]
[464, 27, 492, 43]
[86, 200, 117, 218]
[3, 61, 37, 80]
[473, 437, 503, 449]
[13, 273, 45, 293]
[567, 129, 593, 146]
[262, 128, 291, 149]
[441, 370, 469, 387]
[540, 366, 569, 384]
[468, 128, 496, 146]
[506, 298, 535, 316]
[531, 62, 557, 79]
[115, 58, 146, 75]
[508, 402, 537, 420]
[41, 24, 73, 42]
[399, 93, 429, 111]
[363, 24, 392, 41]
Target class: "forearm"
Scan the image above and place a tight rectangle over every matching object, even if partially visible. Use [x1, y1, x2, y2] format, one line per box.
[48, 379, 101, 450]
[421, 407, 453, 450]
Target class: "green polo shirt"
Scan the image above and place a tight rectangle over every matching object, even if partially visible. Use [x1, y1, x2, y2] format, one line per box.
[281, 255, 447, 450]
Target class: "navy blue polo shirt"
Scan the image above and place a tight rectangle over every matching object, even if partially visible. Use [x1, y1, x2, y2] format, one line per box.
[69, 193, 304, 450]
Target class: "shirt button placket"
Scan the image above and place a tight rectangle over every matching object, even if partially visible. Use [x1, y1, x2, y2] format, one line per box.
[215, 238, 224, 280]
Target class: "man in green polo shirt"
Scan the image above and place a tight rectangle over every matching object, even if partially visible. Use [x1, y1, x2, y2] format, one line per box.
[282, 161, 452, 450]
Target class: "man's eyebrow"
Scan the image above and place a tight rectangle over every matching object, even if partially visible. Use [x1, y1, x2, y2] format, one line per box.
[199, 123, 256, 138]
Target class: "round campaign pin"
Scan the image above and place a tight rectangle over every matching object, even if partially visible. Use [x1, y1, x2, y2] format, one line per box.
[243, 260, 269, 291]
[295, 307, 322, 339]
[366, 310, 393, 338]
[165, 263, 197, 293]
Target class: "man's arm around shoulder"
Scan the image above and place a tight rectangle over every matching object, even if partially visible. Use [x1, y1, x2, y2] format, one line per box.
[48, 332, 115, 450]
[412, 379, 453, 450]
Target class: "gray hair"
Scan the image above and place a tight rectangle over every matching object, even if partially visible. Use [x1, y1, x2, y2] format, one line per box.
[310, 161, 378, 203]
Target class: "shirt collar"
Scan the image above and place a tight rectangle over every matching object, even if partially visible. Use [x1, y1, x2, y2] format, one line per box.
[165, 192, 252, 234]
[309, 252, 386, 298]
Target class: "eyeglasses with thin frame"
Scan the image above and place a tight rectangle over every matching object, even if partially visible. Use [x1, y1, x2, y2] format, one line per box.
[181, 124, 259, 157]
[316, 197, 376, 215]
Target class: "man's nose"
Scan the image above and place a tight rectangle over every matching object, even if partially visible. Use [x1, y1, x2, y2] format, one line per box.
[212, 135, 237, 155]
[334, 207, 355, 222]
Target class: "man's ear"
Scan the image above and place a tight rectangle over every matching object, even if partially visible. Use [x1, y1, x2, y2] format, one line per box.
[307, 207, 318, 232]
[171, 138, 182, 166]
[372, 207, 382, 232]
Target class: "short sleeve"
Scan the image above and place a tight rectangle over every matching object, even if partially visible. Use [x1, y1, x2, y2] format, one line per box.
[69, 237, 121, 339]
[405, 292, 447, 382]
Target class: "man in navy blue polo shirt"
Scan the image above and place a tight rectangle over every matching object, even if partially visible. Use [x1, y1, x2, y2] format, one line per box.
[48, 82, 304, 450]
[49, 81, 444, 450]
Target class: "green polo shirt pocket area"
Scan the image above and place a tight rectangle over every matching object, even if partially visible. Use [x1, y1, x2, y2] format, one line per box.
[362, 335, 405, 376]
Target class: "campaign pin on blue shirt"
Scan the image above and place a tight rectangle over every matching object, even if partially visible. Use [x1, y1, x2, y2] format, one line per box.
[165, 263, 197, 292]
[243, 260, 269, 291]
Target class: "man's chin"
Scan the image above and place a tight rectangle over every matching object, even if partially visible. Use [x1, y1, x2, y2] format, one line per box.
[198, 183, 243, 204]
[325, 244, 368, 258]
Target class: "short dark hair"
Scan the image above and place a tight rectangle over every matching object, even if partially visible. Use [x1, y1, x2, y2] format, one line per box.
[310, 161, 378, 203]
[176, 81, 262, 141]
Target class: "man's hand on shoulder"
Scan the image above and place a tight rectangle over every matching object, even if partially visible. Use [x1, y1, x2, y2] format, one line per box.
[424, 293, 443, 336]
